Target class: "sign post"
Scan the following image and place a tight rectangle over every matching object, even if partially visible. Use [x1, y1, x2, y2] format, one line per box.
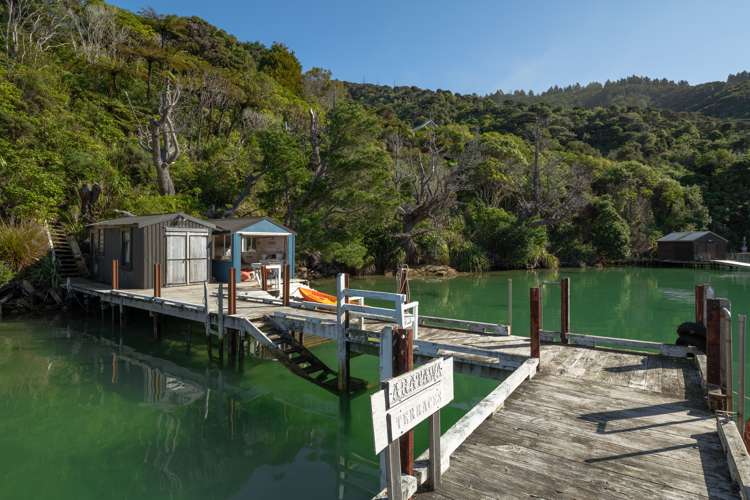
[371, 356, 454, 499]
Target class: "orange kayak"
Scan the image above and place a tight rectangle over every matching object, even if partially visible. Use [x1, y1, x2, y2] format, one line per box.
[298, 287, 337, 305]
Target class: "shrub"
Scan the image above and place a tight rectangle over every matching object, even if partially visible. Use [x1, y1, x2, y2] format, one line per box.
[0, 262, 14, 286]
[0, 220, 49, 272]
[450, 241, 490, 273]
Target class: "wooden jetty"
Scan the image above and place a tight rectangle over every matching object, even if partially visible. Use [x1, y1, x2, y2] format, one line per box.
[64, 272, 750, 499]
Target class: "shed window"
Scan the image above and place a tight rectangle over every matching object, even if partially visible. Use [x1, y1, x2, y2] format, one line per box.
[120, 228, 132, 268]
[213, 234, 231, 260]
[95, 229, 104, 256]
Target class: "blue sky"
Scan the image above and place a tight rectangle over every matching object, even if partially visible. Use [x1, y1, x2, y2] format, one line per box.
[109, 0, 749, 95]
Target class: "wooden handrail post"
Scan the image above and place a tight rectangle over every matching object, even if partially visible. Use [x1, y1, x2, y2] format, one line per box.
[530, 287, 541, 360]
[283, 263, 290, 306]
[394, 326, 415, 477]
[738, 314, 746, 432]
[153, 263, 161, 297]
[706, 298, 723, 386]
[695, 284, 706, 325]
[560, 277, 570, 344]
[261, 265, 268, 291]
[111, 259, 119, 289]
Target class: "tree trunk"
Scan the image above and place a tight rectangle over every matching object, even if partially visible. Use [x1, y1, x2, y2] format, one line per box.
[157, 163, 176, 195]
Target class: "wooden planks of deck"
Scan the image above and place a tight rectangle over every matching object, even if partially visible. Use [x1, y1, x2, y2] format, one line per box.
[418, 345, 739, 500]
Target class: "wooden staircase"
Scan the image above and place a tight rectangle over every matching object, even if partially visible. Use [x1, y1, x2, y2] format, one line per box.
[47, 222, 87, 278]
[247, 318, 366, 395]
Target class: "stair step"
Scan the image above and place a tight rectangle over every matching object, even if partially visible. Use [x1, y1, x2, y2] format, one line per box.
[303, 365, 323, 375]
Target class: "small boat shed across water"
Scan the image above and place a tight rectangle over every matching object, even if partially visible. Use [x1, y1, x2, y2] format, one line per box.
[209, 217, 295, 283]
[656, 230, 728, 261]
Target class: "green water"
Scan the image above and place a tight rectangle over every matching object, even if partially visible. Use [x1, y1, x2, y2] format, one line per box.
[317, 266, 750, 343]
[0, 312, 497, 500]
[3, 266, 750, 500]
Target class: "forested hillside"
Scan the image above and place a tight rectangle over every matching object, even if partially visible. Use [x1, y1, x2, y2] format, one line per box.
[2, 1, 750, 277]
[490, 74, 750, 120]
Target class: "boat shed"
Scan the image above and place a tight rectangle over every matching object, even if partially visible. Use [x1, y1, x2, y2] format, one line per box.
[89, 213, 215, 289]
[209, 217, 295, 283]
[656, 230, 728, 262]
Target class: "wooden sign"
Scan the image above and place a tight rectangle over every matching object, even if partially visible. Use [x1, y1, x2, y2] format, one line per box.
[371, 357, 453, 454]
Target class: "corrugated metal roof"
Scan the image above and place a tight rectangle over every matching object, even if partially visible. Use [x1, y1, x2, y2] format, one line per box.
[89, 213, 215, 229]
[657, 231, 727, 242]
[209, 217, 294, 234]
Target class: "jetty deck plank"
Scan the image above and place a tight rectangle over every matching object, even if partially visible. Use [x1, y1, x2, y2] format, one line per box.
[418, 345, 739, 500]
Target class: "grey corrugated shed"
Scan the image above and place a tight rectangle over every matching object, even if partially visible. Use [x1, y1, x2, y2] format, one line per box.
[657, 231, 727, 243]
[209, 217, 295, 234]
[89, 213, 215, 229]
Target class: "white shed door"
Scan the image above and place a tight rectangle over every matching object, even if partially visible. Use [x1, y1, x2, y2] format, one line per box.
[166, 232, 208, 285]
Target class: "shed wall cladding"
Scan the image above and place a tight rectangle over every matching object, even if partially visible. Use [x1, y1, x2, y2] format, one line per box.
[145, 219, 210, 288]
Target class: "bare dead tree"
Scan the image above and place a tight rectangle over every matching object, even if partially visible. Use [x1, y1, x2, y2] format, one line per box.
[308, 108, 322, 175]
[67, 2, 128, 64]
[389, 128, 478, 263]
[4, 0, 65, 63]
[132, 81, 182, 195]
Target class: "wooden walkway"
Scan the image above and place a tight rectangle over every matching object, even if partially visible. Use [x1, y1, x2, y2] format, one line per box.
[67, 278, 526, 378]
[419, 345, 737, 499]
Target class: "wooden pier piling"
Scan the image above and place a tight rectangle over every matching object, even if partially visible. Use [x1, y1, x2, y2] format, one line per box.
[696, 284, 706, 325]
[336, 274, 351, 392]
[228, 267, 237, 315]
[530, 287, 541, 360]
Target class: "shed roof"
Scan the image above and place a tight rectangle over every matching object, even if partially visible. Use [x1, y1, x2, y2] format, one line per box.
[657, 231, 728, 243]
[89, 213, 215, 229]
[209, 217, 295, 234]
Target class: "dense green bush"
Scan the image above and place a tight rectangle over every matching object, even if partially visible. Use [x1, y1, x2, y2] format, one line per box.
[450, 242, 490, 273]
[0, 221, 49, 272]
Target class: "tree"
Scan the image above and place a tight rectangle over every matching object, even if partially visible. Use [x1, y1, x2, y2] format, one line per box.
[134, 80, 182, 195]
[3, 0, 64, 63]
[258, 42, 303, 95]
[389, 124, 477, 264]
[590, 198, 630, 260]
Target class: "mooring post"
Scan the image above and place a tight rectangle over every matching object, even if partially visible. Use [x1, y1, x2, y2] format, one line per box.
[394, 327, 415, 476]
[707, 298, 724, 387]
[261, 265, 268, 291]
[153, 263, 161, 298]
[111, 259, 119, 290]
[695, 284, 706, 325]
[507, 278, 512, 334]
[283, 263, 291, 306]
[228, 267, 237, 315]
[738, 314, 747, 431]
[336, 273, 350, 392]
[560, 277, 570, 344]
[530, 287, 541, 360]
[218, 283, 225, 361]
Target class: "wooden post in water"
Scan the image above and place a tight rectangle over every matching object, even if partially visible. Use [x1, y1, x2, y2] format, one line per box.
[507, 278, 512, 334]
[283, 263, 291, 306]
[560, 277, 570, 344]
[336, 274, 351, 392]
[111, 259, 119, 289]
[394, 327, 415, 477]
[530, 287, 541, 360]
[695, 284, 706, 325]
[739, 314, 747, 431]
